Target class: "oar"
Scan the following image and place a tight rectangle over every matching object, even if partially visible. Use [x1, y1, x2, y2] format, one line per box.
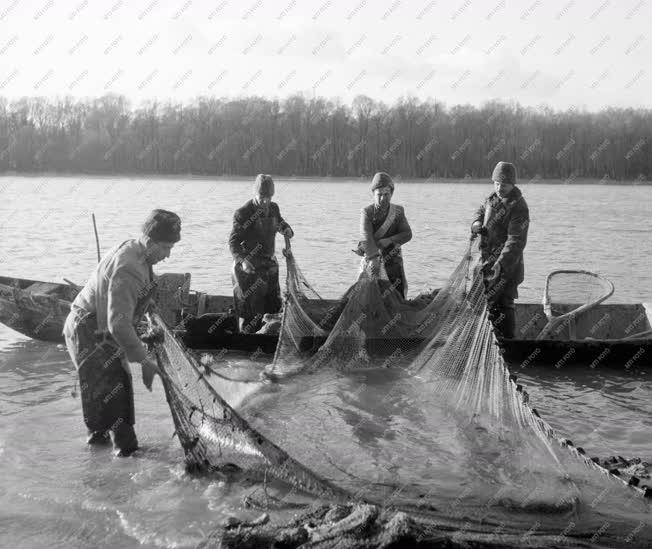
[91, 213, 101, 263]
[60, 216, 100, 291]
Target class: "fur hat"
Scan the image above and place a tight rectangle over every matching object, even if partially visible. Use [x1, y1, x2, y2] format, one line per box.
[254, 174, 275, 197]
[370, 172, 394, 193]
[491, 161, 516, 186]
[142, 209, 181, 242]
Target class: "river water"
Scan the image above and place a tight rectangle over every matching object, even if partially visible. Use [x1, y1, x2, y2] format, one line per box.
[0, 176, 650, 547]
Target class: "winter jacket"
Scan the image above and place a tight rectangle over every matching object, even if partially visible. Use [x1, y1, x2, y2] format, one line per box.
[70, 239, 155, 362]
[472, 186, 529, 286]
[359, 203, 412, 260]
[229, 199, 292, 268]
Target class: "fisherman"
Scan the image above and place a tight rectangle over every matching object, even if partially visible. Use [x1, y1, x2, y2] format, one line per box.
[63, 209, 181, 457]
[229, 174, 293, 333]
[356, 172, 412, 298]
[471, 161, 529, 340]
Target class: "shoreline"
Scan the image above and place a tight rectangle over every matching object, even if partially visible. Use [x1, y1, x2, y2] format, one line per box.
[0, 172, 650, 185]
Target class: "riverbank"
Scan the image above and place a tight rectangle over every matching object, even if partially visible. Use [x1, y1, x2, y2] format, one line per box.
[1, 172, 650, 185]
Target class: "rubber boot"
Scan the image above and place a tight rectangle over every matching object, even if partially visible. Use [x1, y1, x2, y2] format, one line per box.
[86, 430, 111, 445]
[111, 423, 139, 457]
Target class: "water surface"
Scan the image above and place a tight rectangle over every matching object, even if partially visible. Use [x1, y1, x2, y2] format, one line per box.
[1, 177, 650, 547]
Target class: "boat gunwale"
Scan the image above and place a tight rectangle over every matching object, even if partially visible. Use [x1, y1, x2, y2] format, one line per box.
[0, 275, 650, 352]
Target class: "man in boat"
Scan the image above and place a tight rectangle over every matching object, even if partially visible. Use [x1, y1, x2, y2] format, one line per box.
[471, 161, 529, 340]
[63, 209, 181, 457]
[356, 172, 412, 298]
[229, 174, 293, 333]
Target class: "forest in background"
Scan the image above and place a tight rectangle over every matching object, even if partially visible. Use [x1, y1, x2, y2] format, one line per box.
[0, 94, 650, 180]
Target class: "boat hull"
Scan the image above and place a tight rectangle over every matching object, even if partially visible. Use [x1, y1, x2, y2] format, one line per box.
[501, 338, 648, 368]
[1, 274, 649, 368]
[0, 276, 79, 342]
[180, 325, 650, 369]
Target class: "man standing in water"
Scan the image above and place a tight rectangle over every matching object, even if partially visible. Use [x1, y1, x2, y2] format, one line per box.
[471, 161, 529, 340]
[64, 209, 181, 457]
[357, 172, 413, 298]
[229, 174, 293, 333]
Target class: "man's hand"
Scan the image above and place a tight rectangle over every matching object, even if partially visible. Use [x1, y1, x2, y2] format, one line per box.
[485, 262, 501, 283]
[141, 356, 160, 391]
[241, 258, 255, 274]
[471, 222, 488, 237]
[283, 227, 294, 238]
[368, 257, 381, 277]
[377, 238, 392, 249]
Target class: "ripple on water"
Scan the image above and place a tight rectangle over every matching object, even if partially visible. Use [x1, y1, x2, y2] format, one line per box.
[518, 365, 652, 458]
[1, 179, 652, 546]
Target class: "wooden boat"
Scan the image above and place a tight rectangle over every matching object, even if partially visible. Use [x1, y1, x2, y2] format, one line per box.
[1, 273, 650, 368]
[0, 276, 80, 342]
[0, 272, 190, 343]
[502, 302, 651, 367]
[178, 292, 652, 369]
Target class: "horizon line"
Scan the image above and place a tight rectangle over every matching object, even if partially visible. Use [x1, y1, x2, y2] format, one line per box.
[2, 93, 651, 115]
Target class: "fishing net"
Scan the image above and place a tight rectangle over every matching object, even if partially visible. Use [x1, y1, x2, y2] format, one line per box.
[538, 270, 615, 340]
[267, 249, 444, 378]
[269, 247, 339, 369]
[153, 240, 650, 546]
[263, 240, 649, 537]
[151, 315, 348, 502]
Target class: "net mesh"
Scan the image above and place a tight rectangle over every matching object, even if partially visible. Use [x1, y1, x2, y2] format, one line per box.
[268, 251, 446, 378]
[152, 317, 348, 502]
[538, 269, 615, 340]
[269, 244, 562, 455]
[153, 241, 650, 545]
[267, 242, 650, 502]
[545, 270, 614, 308]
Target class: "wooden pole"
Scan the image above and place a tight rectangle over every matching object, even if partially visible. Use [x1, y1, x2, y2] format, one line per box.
[63, 278, 81, 289]
[91, 213, 101, 263]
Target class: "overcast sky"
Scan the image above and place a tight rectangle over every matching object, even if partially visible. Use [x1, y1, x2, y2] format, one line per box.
[0, 0, 649, 110]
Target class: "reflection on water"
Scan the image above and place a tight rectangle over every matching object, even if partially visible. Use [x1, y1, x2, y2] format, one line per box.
[518, 364, 652, 458]
[1, 178, 651, 547]
[1, 331, 651, 546]
[0, 336, 265, 548]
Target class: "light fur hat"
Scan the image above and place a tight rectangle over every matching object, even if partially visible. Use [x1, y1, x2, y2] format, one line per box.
[253, 174, 275, 197]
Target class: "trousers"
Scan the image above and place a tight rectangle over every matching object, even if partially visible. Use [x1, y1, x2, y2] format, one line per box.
[231, 258, 282, 333]
[484, 275, 518, 340]
[63, 309, 138, 455]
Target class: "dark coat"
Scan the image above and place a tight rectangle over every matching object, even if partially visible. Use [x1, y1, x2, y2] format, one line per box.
[229, 199, 292, 268]
[359, 203, 412, 260]
[473, 186, 529, 287]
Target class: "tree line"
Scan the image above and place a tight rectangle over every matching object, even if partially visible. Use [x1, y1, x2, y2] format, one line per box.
[0, 94, 650, 180]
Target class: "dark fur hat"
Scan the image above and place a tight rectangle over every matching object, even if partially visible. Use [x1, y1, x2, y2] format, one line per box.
[142, 209, 181, 242]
